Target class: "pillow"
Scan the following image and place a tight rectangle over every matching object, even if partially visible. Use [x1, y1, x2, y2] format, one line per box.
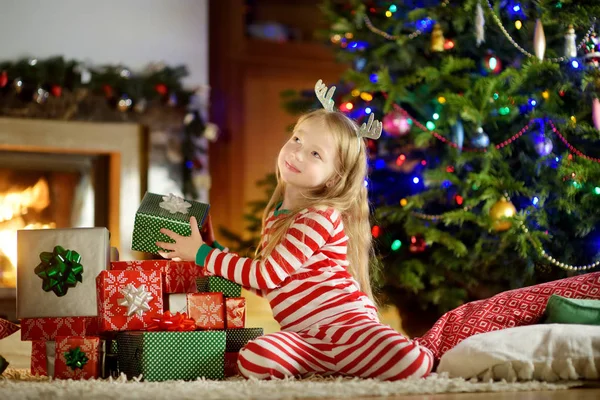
[437, 324, 600, 382]
[545, 294, 600, 325]
[415, 272, 600, 362]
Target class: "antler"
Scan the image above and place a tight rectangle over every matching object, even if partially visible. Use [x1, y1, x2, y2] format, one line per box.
[358, 113, 382, 140]
[315, 79, 336, 112]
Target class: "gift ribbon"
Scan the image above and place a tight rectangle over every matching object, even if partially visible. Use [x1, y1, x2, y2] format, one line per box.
[147, 311, 196, 331]
[34, 246, 83, 297]
[64, 346, 88, 370]
[159, 193, 192, 214]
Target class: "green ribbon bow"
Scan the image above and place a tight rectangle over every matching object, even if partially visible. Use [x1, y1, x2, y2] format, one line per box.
[64, 347, 88, 370]
[34, 246, 84, 297]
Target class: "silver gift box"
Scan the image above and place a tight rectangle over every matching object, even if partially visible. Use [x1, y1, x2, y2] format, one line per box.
[17, 227, 110, 318]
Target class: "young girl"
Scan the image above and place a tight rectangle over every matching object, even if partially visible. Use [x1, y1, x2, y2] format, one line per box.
[156, 79, 434, 381]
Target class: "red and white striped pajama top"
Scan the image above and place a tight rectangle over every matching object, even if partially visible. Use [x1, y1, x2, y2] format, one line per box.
[195, 206, 434, 380]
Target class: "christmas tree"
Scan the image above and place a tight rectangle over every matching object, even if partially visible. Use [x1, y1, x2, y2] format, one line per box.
[318, 0, 600, 329]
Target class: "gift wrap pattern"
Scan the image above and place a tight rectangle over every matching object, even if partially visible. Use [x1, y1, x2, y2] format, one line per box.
[196, 276, 242, 298]
[117, 331, 226, 381]
[225, 328, 264, 352]
[20, 317, 98, 341]
[111, 260, 200, 293]
[131, 192, 210, 254]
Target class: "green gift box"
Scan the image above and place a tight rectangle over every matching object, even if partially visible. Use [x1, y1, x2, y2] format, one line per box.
[117, 331, 226, 381]
[196, 276, 242, 298]
[132, 192, 210, 254]
[226, 328, 264, 352]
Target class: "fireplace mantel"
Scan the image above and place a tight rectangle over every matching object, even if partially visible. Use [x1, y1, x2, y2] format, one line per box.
[0, 117, 148, 261]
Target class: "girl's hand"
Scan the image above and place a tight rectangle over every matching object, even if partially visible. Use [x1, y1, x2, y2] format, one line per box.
[156, 216, 204, 261]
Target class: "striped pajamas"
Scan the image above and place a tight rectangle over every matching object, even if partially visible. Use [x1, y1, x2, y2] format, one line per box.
[199, 207, 433, 380]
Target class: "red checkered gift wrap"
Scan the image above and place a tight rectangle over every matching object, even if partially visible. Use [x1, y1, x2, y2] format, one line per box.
[225, 298, 246, 329]
[415, 272, 600, 363]
[20, 317, 98, 341]
[54, 336, 100, 380]
[111, 260, 203, 293]
[187, 292, 225, 330]
[30, 340, 48, 376]
[96, 270, 163, 332]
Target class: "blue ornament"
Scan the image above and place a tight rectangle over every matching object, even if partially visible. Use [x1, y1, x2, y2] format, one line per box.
[534, 135, 553, 156]
[354, 58, 367, 71]
[451, 120, 464, 151]
[471, 126, 490, 148]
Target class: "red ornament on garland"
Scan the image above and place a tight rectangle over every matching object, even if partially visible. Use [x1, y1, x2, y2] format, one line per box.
[155, 83, 168, 96]
[0, 71, 7, 88]
[409, 235, 427, 253]
[382, 110, 411, 136]
[51, 85, 62, 97]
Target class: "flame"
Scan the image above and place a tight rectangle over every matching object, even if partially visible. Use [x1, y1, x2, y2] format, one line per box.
[0, 178, 54, 287]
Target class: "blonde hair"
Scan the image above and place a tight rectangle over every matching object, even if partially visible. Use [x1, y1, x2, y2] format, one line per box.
[256, 109, 376, 303]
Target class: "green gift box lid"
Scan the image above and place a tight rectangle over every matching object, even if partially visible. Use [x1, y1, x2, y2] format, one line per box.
[226, 328, 264, 352]
[116, 330, 226, 381]
[196, 276, 242, 298]
[132, 192, 210, 255]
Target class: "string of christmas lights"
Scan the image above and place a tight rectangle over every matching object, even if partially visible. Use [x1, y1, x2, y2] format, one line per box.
[363, 0, 451, 41]
[484, 0, 596, 63]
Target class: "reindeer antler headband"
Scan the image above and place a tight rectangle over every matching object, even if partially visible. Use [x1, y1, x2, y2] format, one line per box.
[315, 79, 382, 150]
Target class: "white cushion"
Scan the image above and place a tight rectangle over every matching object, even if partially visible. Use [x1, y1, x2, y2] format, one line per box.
[437, 324, 600, 382]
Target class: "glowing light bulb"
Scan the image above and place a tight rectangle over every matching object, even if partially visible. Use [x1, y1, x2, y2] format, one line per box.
[391, 240, 402, 251]
[515, 20, 522, 30]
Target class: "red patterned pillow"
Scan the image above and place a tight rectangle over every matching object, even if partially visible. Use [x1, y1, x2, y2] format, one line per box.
[415, 272, 600, 363]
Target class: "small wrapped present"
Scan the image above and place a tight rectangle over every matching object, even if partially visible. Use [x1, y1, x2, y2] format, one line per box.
[111, 260, 201, 293]
[17, 227, 110, 318]
[30, 341, 48, 376]
[54, 336, 100, 380]
[96, 270, 163, 332]
[20, 317, 98, 341]
[0, 318, 19, 340]
[226, 328, 264, 352]
[187, 293, 225, 330]
[117, 331, 226, 381]
[224, 352, 240, 377]
[131, 192, 210, 255]
[225, 298, 246, 329]
[196, 276, 241, 298]
[100, 338, 120, 379]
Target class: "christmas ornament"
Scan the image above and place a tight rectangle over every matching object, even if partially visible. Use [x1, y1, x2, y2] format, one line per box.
[155, 83, 168, 96]
[534, 135, 553, 156]
[33, 87, 49, 104]
[489, 198, 517, 231]
[117, 96, 132, 112]
[13, 78, 23, 93]
[431, 24, 445, 52]
[533, 19, 546, 61]
[443, 39, 455, 50]
[585, 33, 600, 67]
[452, 119, 464, 151]
[564, 24, 577, 58]
[51, 85, 62, 97]
[0, 71, 7, 88]
[471, 126, 490, 148]
[34, 246, 84, 297]
[409, 235, 427, 253]
[103, 85, 113, 98]
[64, 347, 88, 370]
[593, 98, 600, 131]
[159, 193, 191, 214]
[382, 110, 411, 136]
[475, 2, 485, 46]
[482, 52, 502, 74]
[134, 98, 147, 113]
[117, 284, 153, 317]
[118, 67, 131, 79]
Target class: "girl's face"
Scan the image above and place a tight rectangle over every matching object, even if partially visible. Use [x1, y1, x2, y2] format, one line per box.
[278, 117, 338, 191]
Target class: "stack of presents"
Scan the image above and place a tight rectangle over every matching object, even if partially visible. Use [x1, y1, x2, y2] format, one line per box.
[14, 192, 263, 381]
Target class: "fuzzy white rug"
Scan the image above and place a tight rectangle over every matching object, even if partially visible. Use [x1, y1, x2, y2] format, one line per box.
[0, 368, 584, 400]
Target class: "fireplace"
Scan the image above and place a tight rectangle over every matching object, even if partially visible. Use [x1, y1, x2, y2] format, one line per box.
[0, 117, 148, 294]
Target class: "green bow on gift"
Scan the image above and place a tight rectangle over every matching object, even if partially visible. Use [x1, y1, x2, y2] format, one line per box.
[64, 346, 88, 370]
[34, 246, 84, 297]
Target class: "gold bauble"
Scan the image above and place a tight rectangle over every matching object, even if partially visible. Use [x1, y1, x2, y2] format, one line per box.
[431, 24, 445, 52]
[489, 198, 517, 231]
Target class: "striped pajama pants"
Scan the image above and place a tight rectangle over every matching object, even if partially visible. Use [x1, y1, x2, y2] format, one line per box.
[237, 320, 434, 381]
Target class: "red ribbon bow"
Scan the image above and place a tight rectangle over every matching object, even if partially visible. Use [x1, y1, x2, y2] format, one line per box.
[147, 311, 196, 332]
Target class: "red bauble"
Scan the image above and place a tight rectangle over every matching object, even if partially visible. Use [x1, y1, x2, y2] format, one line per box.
[409, 235, 427, 253]
[0, 71, 7, 88]
[51, 85, 62, 97]
[155, 83, 168, 96]
[382, 110, 411, 136]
